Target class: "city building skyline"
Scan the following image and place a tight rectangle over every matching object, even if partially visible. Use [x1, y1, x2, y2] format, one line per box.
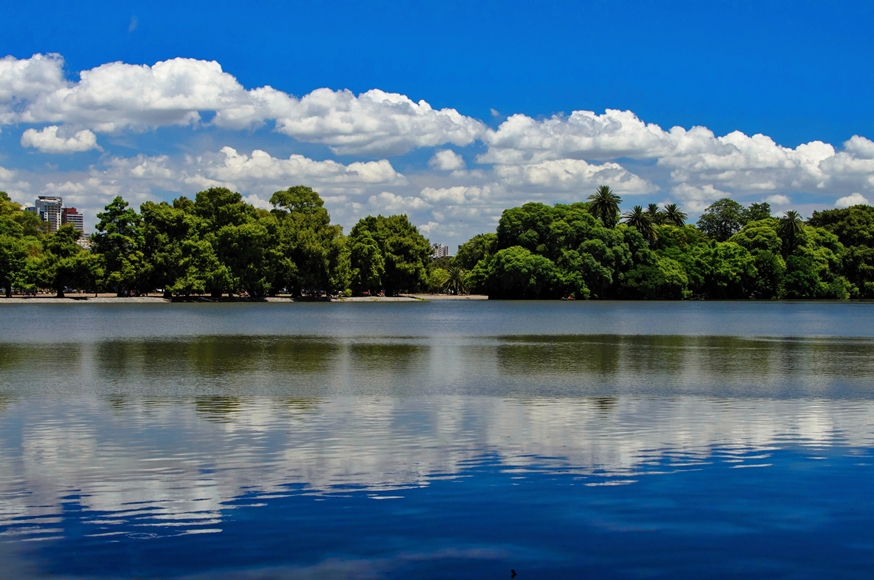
[25, 196, 85, 234]
[62, 207, 85, 232]
[431, 243, 450, 259]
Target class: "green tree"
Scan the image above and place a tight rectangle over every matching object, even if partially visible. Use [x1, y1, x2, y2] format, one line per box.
[0, 192, 30, 296]
[489, 201, 635, 298]
[777, 210, 805, 255]
[699, 242, 758, 298]
[40, 225, 99, 297]
[194, 187, 255, 230]
[140, 201, 199, 298]
[0, 191, 44, 238]
[167, 237, 231, 297]
[622, 205, 657, 242]
[496, 202, 560, 255]
[428, 267, 450, 292]
[478, 246, 560, 299]
[587, 185, 621, 228]
[191, 187, 268, 296]
[348, 229, 384, 294]
[0, 235, 27, 297]
[454, 233, 497, 270]
[270, 185, 326, 216]
[697, 198, 746, 241]
[662, 203, 687, 226]
[808, 205, 874, 297]
[729, 218, 785, 297]
[215, 219, 273, 295]
[270, 186, 345, 296]
[618, 256, 690, 299]
[808, 204, 874, 247]
[743, 202, 772, 224]
[645, 203, 665, 225]
[446, 265, 468, 295]
[349, 215, 431, 295]
[92, 196, 145, 294]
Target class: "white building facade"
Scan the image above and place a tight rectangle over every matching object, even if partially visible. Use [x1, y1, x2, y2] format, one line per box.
[431, 243, 450, 258]
[25, 197, 86, 235]
[28, 196, 64, 232]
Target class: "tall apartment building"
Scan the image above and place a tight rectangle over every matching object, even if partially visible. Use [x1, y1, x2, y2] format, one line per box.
[25, 196, 86, 235]
[431, 243, 450, 258]
[62, 207, 85, 233]
[26, 196, 64, 232]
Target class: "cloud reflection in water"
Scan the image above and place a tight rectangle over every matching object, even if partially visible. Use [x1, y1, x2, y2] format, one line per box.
[2, 331, 874, 577]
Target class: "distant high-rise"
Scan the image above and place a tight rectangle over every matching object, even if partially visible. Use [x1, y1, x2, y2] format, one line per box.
[62, 207, 85, 233]
[431, 243, 450, 258]
[27, 196, 64, 232]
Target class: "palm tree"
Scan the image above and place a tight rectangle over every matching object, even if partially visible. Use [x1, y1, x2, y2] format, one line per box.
[662, 203, 687, 226]
[445, 266, 468, 295]
[645, 203, 665, 225]
[622, 205, 657, 242]
[777, 210, 805, 254]
[587, 185, 622, 228]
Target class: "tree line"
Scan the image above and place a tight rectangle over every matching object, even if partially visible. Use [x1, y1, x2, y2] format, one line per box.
[0, 187, 431, 298]
[3, 185, 874, 299]
[458, 187, 873, 299]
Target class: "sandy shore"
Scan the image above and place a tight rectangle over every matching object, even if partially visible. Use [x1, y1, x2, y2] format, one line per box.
[333, 294, 487, 302]
[0, 295, 169, 304]
[405, 294, 488, 300]
[0, 293, 488, 304]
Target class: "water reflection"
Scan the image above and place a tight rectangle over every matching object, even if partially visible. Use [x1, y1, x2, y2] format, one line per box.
[3, 334, 874, 398]
[2, 327, 874, 578]
[1, 394, 874, 542]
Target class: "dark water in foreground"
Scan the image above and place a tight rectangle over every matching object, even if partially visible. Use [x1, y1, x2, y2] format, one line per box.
[1, 301, 874, 578]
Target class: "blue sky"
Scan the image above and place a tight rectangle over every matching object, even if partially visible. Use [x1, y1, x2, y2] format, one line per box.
[2, 1, 873, 247]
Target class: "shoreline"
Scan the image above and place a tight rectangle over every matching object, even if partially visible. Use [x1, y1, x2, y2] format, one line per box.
[0, 293, 489, 304]
[3, 295, 866, 304]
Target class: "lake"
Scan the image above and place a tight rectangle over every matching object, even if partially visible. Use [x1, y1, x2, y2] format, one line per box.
[1, 301, 874, 578]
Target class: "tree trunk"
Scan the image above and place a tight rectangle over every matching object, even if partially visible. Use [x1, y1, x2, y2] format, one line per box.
[163, 290, 172, 299]
[56, 288, 65, 298]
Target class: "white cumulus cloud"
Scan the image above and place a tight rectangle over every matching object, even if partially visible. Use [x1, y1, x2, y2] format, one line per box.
[21, 125, 99, 153]
[19, 57, 254, 133]
[5, 53, 874, 246]
[195, 147, 406, 191]
[366, 191, 431, 214]
[270, 88, 488, 155]
[843, 136, 874, 159]
[429, 149, 466, 171]
[835, 192, 870, 208]
[763, 194, 791, 207]
[478, 109, 874, 199]
[0, 53, 67, 124]
[416, 221, 441, 234]
[669, 184, 730, 213]
[0, 54, 487, 156]
[480, 109, 673, 164]
[3, 147, 411, 233]
[421, 185, 489, 204]
[493, 158, 654, 195]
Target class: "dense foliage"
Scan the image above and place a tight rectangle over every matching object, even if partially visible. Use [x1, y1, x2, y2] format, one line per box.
[458, 188, 864, 300]
[1, 191, 101, 298]
[0, 187, 431, 298]
[4, 184, 874, 300]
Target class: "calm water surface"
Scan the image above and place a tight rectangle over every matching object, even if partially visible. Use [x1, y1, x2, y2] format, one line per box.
[1, 301, 874, 578]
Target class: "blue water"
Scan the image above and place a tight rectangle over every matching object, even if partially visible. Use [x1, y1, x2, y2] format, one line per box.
[1, 302, 873, 578]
